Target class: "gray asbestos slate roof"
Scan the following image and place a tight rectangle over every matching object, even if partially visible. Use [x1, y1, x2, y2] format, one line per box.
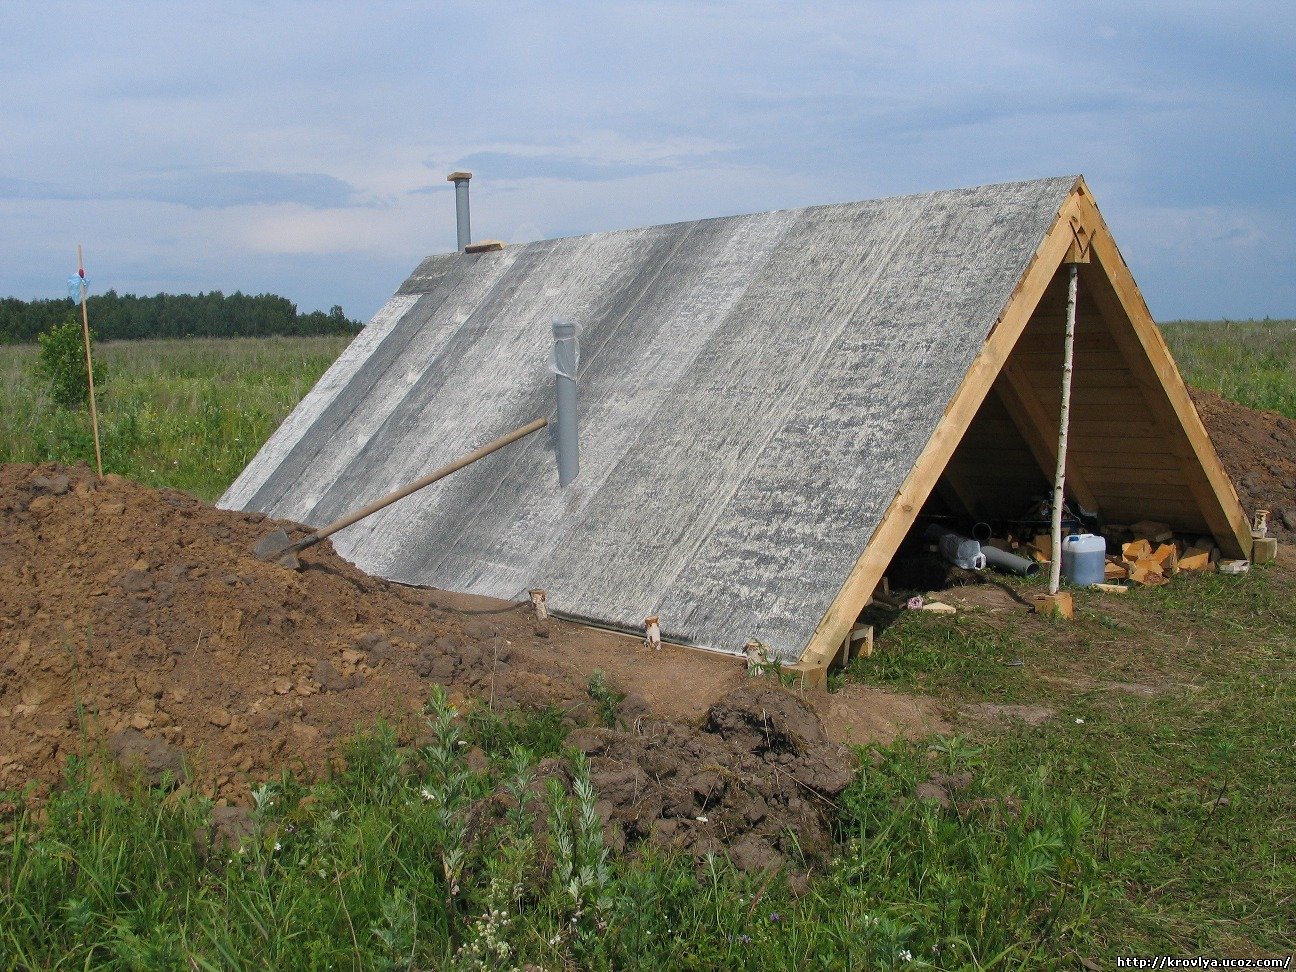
[222, 176, 1077, 661]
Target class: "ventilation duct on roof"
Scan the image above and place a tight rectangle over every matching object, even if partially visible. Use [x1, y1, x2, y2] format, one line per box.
[447, 171, 472, 251]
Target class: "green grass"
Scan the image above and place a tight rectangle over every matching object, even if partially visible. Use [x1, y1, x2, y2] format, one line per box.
[1161, 318, 1296, 418]
[1, 328, 1293, 966]
[849, 565, 1296, 957]
[0, 693, 1102, 970]
[0, 335, 352, 501]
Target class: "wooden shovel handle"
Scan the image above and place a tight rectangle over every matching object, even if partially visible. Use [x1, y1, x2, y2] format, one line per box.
[305, 416, 549, 547]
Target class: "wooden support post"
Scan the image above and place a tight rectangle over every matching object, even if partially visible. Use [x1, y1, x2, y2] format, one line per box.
[1049, 259, 1081, 596]
[76, 245, 103, 478]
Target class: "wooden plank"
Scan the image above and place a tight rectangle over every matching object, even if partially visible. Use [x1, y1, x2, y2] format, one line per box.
[1014, 331, 1120, 355]
[1068, 420, 1161, 440]
[1078, 450, 1189, 472]
[795, 184, 1084, 675]
[1012, 349, 1131, 371]
[1026, 385, 1151, 408]
[1021, 367, 1153, 390]
[1070, 186, 1250, 557]
[1083, 466, 1189, 488]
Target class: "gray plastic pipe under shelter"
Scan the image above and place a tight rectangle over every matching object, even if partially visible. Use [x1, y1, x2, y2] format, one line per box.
[981, 543, 1039, 577]
[551, 318, 579, 486]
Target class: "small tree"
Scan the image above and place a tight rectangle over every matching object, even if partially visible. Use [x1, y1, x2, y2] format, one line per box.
[36, 317, 106, 410]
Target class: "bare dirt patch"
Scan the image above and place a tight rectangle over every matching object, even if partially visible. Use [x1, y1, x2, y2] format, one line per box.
[819, 683, 951, 747]
[1192, 387, 1296, 539]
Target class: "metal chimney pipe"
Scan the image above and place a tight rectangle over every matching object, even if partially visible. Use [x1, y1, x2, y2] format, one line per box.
[551, 318, 579, 486]
[447, 171, 472, 251]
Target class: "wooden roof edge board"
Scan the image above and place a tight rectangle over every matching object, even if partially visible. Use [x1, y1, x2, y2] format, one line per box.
[1070, 189, 1252, 558]
[794, 185, 1088, 676]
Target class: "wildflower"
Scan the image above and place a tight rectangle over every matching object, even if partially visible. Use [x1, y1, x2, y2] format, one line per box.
[273, 841, 282, 852]
[738, 934, 752, 944]
[1075, 717, 1085, 724]
[899, 949, 913, 962]
[695, 815, 709, 823]
[768, 912, 780, 923]
[420, 787, 436, 801]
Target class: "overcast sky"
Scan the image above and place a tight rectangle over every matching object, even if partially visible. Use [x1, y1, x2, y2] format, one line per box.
[3, 2, 1292, 321]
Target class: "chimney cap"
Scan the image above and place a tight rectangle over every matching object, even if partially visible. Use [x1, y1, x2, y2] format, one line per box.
[446, 171, 473, 182]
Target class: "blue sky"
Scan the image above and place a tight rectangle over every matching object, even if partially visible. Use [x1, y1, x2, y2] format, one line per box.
[2, 2, 1292, 321]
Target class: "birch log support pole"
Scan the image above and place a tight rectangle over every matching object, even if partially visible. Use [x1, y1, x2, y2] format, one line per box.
[1048, 227, 1090, 598]
[76, 245, 104, 478]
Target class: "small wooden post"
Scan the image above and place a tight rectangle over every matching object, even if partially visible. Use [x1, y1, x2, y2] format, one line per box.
[76, 245, 104, 478]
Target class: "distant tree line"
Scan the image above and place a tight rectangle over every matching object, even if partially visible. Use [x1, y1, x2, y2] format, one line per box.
[0, 291, 364, 343]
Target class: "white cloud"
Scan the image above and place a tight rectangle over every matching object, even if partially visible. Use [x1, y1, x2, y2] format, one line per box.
[0, 1, 1291, 318]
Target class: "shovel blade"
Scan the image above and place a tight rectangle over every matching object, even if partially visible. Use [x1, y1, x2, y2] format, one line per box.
[252, 529, 302, 569]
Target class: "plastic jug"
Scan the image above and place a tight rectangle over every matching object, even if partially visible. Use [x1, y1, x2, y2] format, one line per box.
[1062, 533, 1106, 586]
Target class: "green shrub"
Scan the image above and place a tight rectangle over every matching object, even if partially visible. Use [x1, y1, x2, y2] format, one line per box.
[34, 318, 106, 410]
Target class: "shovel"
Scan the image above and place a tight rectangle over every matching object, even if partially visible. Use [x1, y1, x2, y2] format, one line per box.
[253, 417, 549, 569]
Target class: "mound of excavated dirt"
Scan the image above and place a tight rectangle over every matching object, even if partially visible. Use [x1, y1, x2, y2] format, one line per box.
[1192, 388, 1296, 539]
[564, 686, 854, 871]
[0, 463, 854, 867]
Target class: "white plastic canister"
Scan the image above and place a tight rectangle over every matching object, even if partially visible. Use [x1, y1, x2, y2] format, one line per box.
[1061, 533, 1107, 586]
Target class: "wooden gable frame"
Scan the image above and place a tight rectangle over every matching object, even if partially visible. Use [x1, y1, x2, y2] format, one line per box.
[793, 178, 1251, 683]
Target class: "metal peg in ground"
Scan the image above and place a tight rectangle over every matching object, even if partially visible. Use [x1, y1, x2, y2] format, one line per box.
[252, 417, 549, 569]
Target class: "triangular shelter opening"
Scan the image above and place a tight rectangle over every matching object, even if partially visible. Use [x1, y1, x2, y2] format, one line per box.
[222, 176, 1249, 679]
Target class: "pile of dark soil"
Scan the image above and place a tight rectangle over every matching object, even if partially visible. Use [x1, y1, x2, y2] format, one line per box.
[565, 686, 853, 871]
[1193, 388, 1296, 539]
[0, 463, 852, 868]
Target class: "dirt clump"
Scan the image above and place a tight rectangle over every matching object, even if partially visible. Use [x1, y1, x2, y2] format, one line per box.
[1192, 388, 1296, 539]
[565, 684, 854, 869]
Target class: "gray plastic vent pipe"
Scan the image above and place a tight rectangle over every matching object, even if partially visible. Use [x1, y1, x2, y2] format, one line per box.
[981, 544, 1039, 577]
[551, 318, 579, 486]
[447, 171, 472, 250]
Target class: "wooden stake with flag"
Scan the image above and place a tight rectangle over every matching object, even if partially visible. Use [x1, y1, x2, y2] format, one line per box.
[75, 245, 103, 477]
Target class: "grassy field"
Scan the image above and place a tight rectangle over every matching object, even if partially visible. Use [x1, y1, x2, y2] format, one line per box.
[0, 327, 1293, 967]
[0, 336, 351, 501]
[1162, 318, 1296, 418]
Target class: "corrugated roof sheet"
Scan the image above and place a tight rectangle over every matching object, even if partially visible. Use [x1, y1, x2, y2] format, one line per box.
[222, 176, 1077, 660]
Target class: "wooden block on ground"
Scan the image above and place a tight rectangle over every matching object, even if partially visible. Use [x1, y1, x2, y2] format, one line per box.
[1251, 536, 1278, 565]
[851, 623, 875, 659]
[1032, 592, 1074, 620]
[1122, 539, 1152, 562]
[1091, 583, 1129, 594]
[1129, 559, 1169, 586]
[784, 660, 828, 691]
[1032, 534, 1052, 557]
[1104, 560, 1129, 580]
[920, 601, 956, 614]
[1129, 520, 1174, 543]
[1150, 542, 1179, 572]
[1178, 547, 1212, 571]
